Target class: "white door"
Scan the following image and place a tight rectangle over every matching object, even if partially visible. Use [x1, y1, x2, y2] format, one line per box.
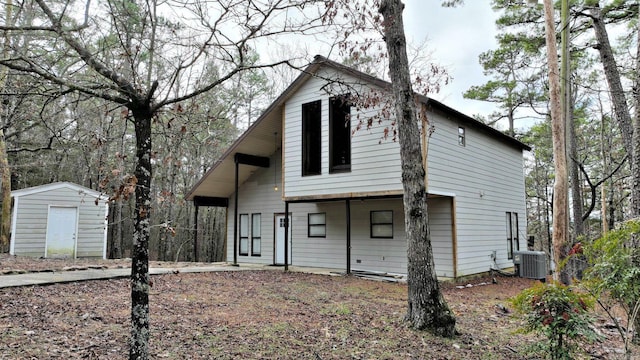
[275, 214, 292, 265]
[46, 207, 78, 258]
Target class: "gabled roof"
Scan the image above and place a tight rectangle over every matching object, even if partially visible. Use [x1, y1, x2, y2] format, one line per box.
[186, 55, 531, 201]
[11, 181, 108, 201]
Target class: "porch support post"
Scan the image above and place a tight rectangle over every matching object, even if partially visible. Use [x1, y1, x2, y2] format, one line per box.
[233, 157, 239, 266]
[284, 201, 289, 271]
[194, 205, 199, 262]
[346, 199, 351, 275]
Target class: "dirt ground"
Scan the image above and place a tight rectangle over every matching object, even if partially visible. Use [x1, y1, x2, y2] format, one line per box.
[0, 255, 635, 359]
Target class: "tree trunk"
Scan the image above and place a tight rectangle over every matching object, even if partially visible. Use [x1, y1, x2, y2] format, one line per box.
[130, 108, 152, 360]
[633, 3, 640, 220]
[379, 0, 455, 337]
[0, 0, 13, 253]
[543, 0, 568, 282]
[561, 0, 583, 239]
[590, 4, 637, 216]
[0, 130, 10, 252]
[601, 114, 609, 234]
[632, 2, 640, 340]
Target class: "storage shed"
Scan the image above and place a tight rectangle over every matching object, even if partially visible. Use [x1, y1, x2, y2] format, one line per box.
[10, 182, 109, 259]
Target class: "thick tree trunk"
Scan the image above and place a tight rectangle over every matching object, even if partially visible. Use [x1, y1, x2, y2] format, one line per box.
[0, 131, 10, 252]
[543, 0, 568, 282]
[561, 0, 583, 238]
[0, 0, 12, 253]
[379, 0, 455, 337]
[130, 109, 152, 360]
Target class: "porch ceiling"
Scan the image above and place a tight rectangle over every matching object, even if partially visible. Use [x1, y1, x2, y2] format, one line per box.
[186, 109, 281, 200]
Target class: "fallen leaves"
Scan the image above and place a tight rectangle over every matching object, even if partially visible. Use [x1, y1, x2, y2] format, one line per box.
[0, 265, 634, 359]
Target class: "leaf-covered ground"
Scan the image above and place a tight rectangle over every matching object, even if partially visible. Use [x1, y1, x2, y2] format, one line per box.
[0, 257, 634, 359]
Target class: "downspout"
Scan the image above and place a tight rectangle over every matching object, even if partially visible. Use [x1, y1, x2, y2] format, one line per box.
[284, 201, 289, 271]
[451, 197, 458, 279]
[233, 157, 239, 266]
[346, 199, 351, 275]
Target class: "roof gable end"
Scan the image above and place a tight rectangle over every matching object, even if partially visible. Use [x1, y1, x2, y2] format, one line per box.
[11, 182, 107, 200]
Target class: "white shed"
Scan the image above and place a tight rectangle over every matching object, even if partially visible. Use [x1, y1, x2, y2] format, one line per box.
[10, 182, 109, 259]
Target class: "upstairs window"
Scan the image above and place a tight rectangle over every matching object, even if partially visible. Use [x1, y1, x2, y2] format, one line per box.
[329, 95, 351, 173]
[302, 100, 322, 176]
[458, 126, 466, 146]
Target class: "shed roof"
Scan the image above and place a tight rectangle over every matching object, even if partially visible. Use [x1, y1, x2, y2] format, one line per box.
[186, 55, 531, 201]
[11, 182, 109, 201]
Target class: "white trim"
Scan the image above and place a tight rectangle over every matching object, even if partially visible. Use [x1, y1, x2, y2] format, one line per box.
[44, 205, 79, 259]
[11, 182, 108, 201]
[102, 202, 109, 260]
[9, 196, 18, 255]
[428, 189, 456, 198]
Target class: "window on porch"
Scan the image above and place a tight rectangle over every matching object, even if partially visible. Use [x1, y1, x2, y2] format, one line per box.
[371, 210, 393, 238]
[252, 213, 261, 256]
[239, 214, 249, 256]
[308, 212, 326, 237]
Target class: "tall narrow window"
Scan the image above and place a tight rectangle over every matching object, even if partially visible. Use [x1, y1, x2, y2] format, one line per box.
[308, 213, 326, 237]
[302, 100, 321, 176]
[239, 214, 249, 256]
[506, 212, 520, 259]
[371, 210, 393, 238]
[251, 214, 261, 256]
[329, 95, 351, 173]
[458, 126, 466, 146]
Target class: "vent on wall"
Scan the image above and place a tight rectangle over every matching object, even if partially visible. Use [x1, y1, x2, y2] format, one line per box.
[513, 251, 547, 280]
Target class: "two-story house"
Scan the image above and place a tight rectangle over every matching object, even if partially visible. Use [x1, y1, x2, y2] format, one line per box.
[186, 55, 530, 279]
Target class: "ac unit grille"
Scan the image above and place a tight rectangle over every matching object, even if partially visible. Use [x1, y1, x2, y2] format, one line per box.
[514, 251, 547, 280]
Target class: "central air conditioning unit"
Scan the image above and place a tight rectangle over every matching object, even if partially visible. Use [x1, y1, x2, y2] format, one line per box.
[513, 250, 547, 280]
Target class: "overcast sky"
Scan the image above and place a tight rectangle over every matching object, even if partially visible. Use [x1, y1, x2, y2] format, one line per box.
[403, 1, 500, 124]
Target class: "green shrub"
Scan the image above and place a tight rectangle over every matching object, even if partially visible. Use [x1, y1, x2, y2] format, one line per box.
[511, 281, 599, 359]
[582, 219, 640, 357]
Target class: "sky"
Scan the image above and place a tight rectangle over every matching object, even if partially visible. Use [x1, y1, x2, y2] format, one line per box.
[403, 1, 501, 125]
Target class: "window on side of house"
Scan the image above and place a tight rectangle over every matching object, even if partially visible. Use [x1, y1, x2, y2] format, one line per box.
[239, 213, 249, 256]
[506, 212, 520, 259]
[302, 100, 322, 176]
[458, 126, 466, 146]
[329, 95, 351, 173]
[371, 210, 393, 238]
[251, 213, 261, 256]
[308, 213, 326, 238]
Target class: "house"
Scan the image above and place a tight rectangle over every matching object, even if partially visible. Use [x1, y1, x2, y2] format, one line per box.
[10, 182, 109, 259]
[186, 55, 530, 279]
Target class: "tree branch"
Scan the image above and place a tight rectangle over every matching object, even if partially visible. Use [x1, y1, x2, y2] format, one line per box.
[8, 136, 54, 153]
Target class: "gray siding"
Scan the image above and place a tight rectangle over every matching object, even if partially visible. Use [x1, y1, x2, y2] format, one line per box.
[227, 65, 527, 277]
[283, 67, 402, 198]
[11, 186, 107, 258]
[427, 111, 527, 276]
[227, 151, 285, 265]
[228, 155, 454, 277]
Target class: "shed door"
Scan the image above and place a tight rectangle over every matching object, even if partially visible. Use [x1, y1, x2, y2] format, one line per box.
[46, 206, 77, 258]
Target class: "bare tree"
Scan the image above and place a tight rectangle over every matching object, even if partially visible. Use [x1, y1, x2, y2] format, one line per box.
[0, 1, 333, 358]
[378, 0, 455, 336]
[542, 0, 568, 281]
